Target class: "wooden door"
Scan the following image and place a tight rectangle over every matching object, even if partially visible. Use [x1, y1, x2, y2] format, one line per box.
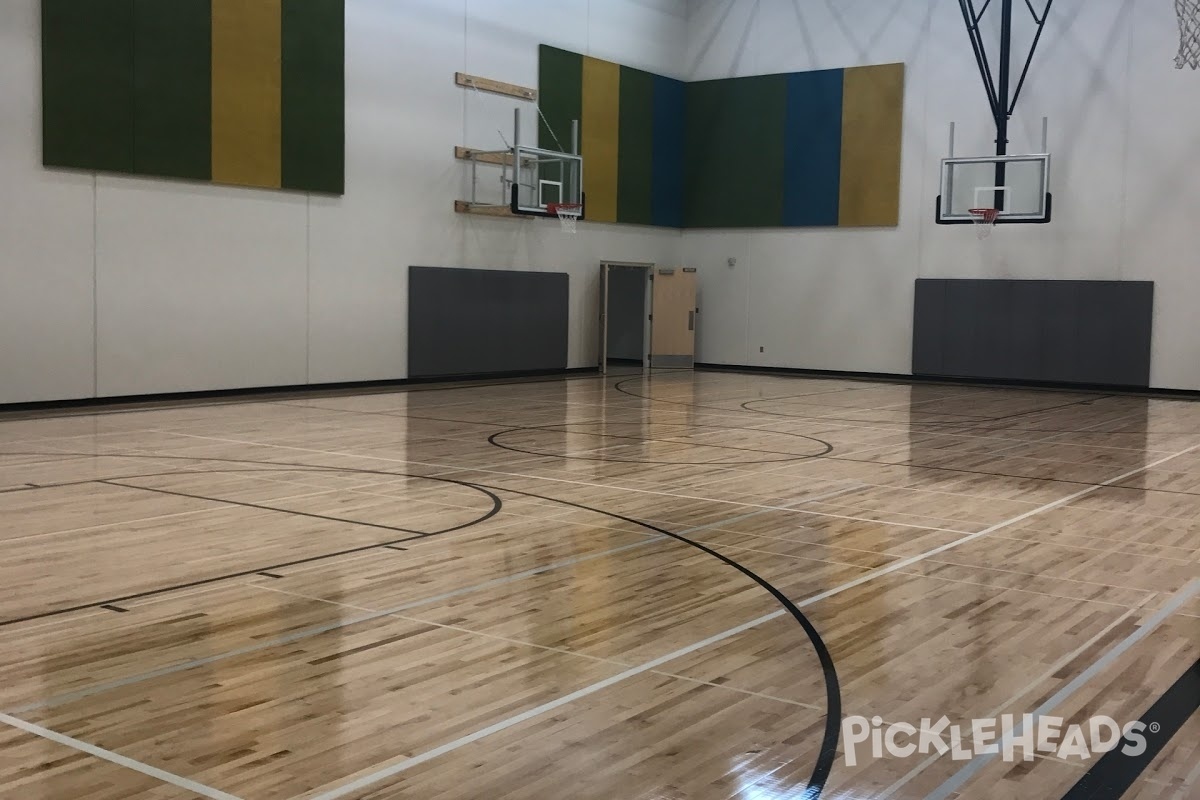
[650, 267, 696, 368]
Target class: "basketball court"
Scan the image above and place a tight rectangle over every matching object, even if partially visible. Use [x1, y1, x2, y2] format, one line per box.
[2, 1, 1199, 799]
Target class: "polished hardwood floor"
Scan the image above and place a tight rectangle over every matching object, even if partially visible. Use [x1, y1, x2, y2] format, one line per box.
[0, 369, 1197, 799]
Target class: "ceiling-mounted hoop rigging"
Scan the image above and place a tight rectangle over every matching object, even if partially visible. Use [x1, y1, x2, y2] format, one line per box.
[940, 0, 1055, 226]
[956, 0, 1055, 162]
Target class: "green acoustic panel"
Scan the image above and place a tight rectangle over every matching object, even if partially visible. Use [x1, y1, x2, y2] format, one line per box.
[685, 75, 787, 227]
[133, 0, 211, 180]
[538, 45, 582, 154]
[42, 0, 136, 172]
[281, 0, 345, 193]
[617, 66, 654, 225]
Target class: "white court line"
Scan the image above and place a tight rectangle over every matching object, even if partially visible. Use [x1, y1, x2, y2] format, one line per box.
[159, 430, 1197, 539]
[0, 712, 240, 800]
[304, 442, 1200, 800]
[786, 443, 1200, 610]
[4, 536, 659, 716]
[157, 429, 979, 535]
[8, 495, 823, 716]
[876, 595, 1154, 798]
[925, 577, 1200, 800]
[301, 611, 787, 800]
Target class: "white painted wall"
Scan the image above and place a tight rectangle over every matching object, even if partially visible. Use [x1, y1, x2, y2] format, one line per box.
[0, 0, 687, 403]
[5, 0, 1198, 402]
[684, 0, 1200, 391]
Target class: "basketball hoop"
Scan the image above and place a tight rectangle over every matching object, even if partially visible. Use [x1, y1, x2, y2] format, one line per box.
[1178, 0, 1200, 69]
[968, 208, 999, 239]
[547, 203, 582, 234]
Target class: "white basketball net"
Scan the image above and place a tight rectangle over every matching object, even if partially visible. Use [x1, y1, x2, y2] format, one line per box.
[554, 204, 582, 234]
[1178, 0, 1200, 69]
[969, 208, 999, 240]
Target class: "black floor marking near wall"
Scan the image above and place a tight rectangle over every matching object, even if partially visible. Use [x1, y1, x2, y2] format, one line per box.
[0, 369, 607, 420]
[1060, 656, 1200, 799]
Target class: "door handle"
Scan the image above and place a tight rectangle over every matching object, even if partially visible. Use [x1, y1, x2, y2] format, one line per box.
[688, 310, 695, 331]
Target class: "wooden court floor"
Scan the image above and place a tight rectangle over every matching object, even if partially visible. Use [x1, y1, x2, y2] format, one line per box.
[0, 369, 1197, 800]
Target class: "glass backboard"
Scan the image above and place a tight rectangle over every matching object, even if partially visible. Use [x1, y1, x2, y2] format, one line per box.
[937, 154, 1051, 223]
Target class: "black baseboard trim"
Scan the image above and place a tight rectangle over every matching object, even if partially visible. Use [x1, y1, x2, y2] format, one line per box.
[605, 357, 644, 366]
[693, 363, 1200, 400]
[0, 367, 601, 416]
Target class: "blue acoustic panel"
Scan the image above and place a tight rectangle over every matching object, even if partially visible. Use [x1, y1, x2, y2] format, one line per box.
[782, 69, 844, 227]
[652, 75, 686, 228]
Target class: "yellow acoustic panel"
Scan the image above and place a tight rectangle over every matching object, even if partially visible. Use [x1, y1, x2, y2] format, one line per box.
[211, 0, 282, 188]
[839, 63, 904, 227]
[581, 56, 621, 223]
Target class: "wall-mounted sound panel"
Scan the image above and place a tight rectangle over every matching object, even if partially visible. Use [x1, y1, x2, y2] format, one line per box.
[913, 279, 1154, 387]
[408, 267, 569, 379]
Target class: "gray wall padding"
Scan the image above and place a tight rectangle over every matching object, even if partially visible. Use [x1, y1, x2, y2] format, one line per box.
[408, 266, 569, 379]
[913, 279, 1154, 387]
[606, 267, 646, 361]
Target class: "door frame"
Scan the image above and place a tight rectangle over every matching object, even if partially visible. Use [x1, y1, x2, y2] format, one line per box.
[598, 260, 654, 374]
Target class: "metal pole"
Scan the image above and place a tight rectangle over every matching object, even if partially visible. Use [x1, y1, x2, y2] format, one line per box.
[570, 120, 579, 156]
[1041, 116, 1049, 152]
[994, 0, 1014, 197]
[948, 121, 957, 158]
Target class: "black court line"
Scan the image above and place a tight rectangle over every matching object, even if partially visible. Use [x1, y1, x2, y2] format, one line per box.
[382, 545, 408, 551]
[615, 374, 1191, 436]
[220, 405, 1200, 501]
[9, 437, 1200, 512]
[99, 479, 428, 537]
[280, 402, 833, 461]
[99, 604, 128, 613]
[739, 393, 1119, 429]
[0, 467, 501, 628]
[485, 481, 842, 800]
[1060, 656, 1200, 800]
[487, 425, 833, 465]
[256, 572, 284, 579]
[0, 449, 841, 796]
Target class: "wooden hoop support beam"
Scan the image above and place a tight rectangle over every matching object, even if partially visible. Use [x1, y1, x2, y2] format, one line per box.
[454, 200, 523, 218]
[454, 72, 537, 101]
[454, 146, 536, 168]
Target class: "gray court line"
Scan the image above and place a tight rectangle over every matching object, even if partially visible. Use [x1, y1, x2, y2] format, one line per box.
[6, 499, 808, 717]
[0, 712, 241, 800]
[301, 609, 788, 800]
[302, 444, 1200, 799]
[925, 577, 1200, 800]
[875, 596, 1154, 798]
